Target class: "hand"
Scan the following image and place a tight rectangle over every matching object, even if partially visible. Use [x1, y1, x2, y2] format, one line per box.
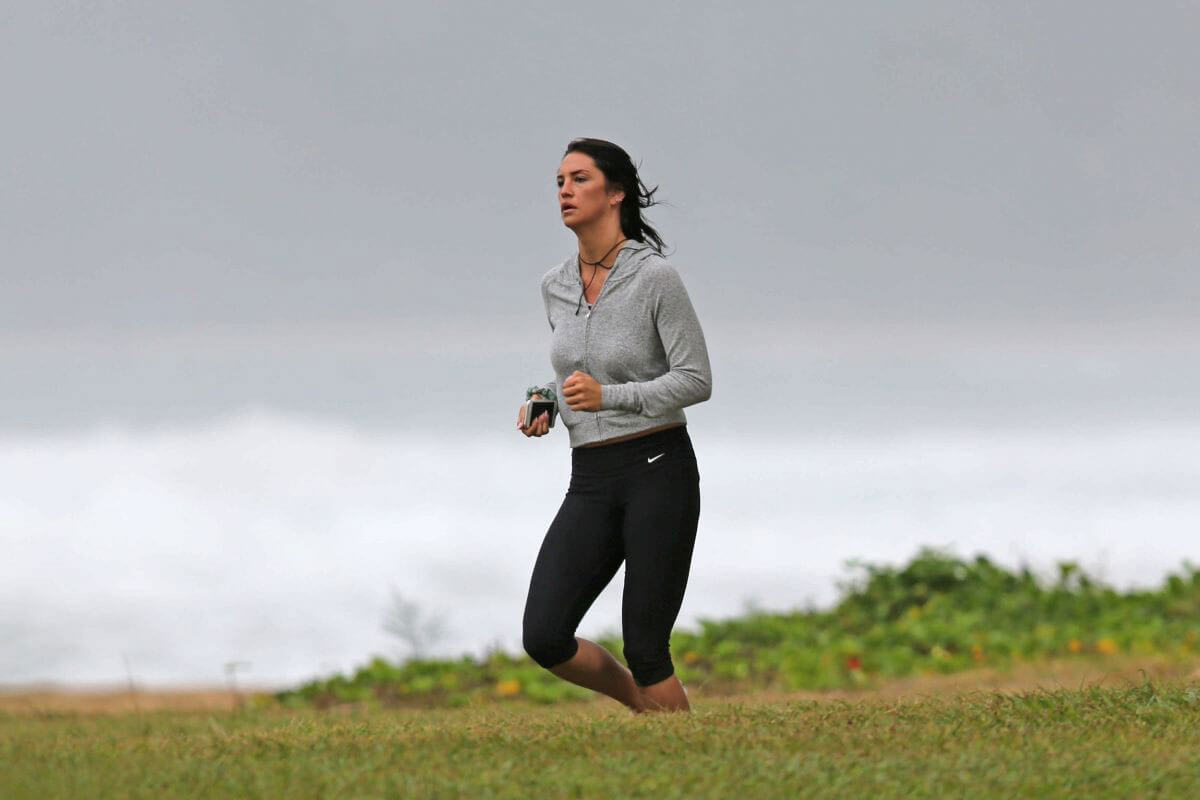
[517, 395, 551, 437]
[563, 370, 602, 412]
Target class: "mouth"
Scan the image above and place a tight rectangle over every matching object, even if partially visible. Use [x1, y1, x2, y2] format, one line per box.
[561, 205, 576, 214]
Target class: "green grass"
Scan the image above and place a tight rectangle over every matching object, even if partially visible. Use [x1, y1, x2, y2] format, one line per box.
[5, 681, 1200, 798]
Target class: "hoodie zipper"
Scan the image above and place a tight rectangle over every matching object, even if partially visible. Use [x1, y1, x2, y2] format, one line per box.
[579, 243, 646, 440]
[581, 260, 610, 439]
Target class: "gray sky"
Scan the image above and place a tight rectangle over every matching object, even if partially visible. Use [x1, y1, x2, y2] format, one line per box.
[2, 1, 1197, 433]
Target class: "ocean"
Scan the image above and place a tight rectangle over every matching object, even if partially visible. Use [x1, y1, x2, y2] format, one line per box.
[2, 408, 1197, 687]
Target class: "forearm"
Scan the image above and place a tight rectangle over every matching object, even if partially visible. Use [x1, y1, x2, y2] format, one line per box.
[601, 368, 711, 418]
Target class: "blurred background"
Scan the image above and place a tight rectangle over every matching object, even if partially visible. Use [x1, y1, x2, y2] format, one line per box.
[2, 1, 1197, 687]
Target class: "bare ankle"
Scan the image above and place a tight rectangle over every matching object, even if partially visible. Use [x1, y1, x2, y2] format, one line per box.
[633, 674, 690, 713]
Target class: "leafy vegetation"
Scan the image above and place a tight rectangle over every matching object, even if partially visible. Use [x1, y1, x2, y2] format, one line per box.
[275, 548, 1200, 708]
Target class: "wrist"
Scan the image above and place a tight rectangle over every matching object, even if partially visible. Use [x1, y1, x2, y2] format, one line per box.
[600, 383, 632, 412]
[526, 384, 557, 404]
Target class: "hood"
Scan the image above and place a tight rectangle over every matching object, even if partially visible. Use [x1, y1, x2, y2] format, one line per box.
[561, 238, 659, 315]
[610, 238, 659, 280]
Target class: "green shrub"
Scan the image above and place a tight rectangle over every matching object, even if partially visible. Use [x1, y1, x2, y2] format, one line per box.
[275, 548, 1200, 708]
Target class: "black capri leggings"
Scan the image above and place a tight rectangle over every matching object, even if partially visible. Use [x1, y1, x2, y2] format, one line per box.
[522, 424, 701, 688]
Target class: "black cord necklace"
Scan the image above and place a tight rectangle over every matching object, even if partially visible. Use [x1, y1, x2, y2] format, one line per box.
[575, 236, 627, 316]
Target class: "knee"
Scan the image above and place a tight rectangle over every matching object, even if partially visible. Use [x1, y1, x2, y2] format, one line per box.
[522, 623, 578, 671]
[623, 641, 675, 688]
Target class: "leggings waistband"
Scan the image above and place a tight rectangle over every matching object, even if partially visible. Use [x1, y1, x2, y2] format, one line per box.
[570, 424, 691, 472]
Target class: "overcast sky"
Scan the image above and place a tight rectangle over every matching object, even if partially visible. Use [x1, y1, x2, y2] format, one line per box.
[2, 1, 1197, 433]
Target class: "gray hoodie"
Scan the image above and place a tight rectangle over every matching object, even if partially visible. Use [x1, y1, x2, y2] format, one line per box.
[532, 239, 713, 448]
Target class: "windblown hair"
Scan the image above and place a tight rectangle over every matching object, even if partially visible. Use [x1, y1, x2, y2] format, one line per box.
[562, 138, 670, 256]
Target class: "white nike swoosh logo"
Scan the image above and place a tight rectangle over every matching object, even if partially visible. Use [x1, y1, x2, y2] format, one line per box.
[648, 453, 665, 463]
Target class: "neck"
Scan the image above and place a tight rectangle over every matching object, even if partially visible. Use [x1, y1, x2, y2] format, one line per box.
[575, 218, 627, 263]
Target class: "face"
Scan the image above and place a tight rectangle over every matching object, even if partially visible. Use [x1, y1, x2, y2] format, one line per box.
[556, 152, 624, 229]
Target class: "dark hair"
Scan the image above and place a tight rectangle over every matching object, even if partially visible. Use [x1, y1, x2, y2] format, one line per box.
[562, 137, 670, 256]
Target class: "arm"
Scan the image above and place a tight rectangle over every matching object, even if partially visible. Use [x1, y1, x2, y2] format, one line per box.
[600, 265, 712, 417]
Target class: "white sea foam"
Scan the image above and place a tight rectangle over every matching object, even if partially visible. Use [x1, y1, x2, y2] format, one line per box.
[1, 409, 1198, 686]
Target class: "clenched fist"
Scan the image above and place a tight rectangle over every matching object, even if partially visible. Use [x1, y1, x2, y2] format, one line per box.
[563, 370, 603, 412]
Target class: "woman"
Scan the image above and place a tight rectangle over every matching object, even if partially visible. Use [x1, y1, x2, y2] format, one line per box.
[517, 138, 712, 714]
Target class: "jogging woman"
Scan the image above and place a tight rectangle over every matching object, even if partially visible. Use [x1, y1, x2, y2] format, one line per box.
[517, 138, 712, 714]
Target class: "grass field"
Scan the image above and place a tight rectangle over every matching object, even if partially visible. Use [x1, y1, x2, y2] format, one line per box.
[4, 658, 1200, 799]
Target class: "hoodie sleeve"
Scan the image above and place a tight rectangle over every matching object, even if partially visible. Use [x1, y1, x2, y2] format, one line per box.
[600, 265, 712, 417]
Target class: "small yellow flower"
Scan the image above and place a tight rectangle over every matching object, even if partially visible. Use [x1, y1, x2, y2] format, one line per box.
[1068, 639, 1083, 654]
[495, 679, 521, 697]
[971, 644, 984, 662]
[1096, 638, 1119, 655]
[683, 651, 702, 665]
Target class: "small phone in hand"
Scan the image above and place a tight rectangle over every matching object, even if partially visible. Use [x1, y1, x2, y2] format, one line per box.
[521, 399, 557, 428]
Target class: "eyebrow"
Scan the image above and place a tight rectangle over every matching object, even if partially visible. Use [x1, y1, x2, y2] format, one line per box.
[555, 169, 589, 178]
